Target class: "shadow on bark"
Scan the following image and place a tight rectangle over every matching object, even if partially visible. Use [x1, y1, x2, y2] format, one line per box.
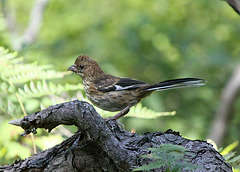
[0, 100, 232, 172]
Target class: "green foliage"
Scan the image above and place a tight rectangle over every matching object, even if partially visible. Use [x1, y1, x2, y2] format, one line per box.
[0, 120, 31, 164]
[17, 80, 83, 98]
[133, 144, 201, 171]
[0, 47, 84, 165]
[0, 46, 172, 165]
[0, 47, 83, 117]
[2, 0, 240, 145]
[128, 103, 176, 119]
[220, 141, 240, 170]
[1, 0, 240, 165]
[99, 103, 176, 119]
[13, 0, 238, 144]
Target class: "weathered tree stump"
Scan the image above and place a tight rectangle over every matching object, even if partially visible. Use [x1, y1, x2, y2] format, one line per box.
[0, 100, 232, 172]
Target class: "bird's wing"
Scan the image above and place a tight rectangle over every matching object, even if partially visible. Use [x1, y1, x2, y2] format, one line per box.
[95, 75, 148, 92]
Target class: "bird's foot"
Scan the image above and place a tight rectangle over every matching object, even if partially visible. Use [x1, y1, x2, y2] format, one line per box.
[104, 117, 125, 128]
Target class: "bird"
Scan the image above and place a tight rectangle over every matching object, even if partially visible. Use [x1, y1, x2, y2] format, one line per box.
[68, 55, 206, 121]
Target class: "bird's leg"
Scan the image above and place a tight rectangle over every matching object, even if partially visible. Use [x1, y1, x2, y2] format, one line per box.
[105, 105, 131, 122]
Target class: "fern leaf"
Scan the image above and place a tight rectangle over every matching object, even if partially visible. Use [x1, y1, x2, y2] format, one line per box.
[128, 103, 176, 119]
[0, 47, 69, 84]
[135, 144, 201, 171]
[24, 84, 34, 97]
[42, 80, 50, 93]
[30, 81, 39, 94]
[0, 47, 19, 62]
[95, 103, 175, 119]
[18, 88, 28, 97]
[0, 47, 84, 117]
[17, 80, 83, 98]
[133, 161, 166, 171]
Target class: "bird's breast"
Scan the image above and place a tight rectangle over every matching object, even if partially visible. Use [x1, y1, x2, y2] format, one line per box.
[87, 90, 141, 112]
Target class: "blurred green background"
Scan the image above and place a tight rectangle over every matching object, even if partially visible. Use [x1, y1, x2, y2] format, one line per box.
[0, 0, 240, 167]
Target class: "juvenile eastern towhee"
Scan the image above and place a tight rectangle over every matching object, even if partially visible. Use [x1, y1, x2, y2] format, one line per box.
[68, 55, 206, 121]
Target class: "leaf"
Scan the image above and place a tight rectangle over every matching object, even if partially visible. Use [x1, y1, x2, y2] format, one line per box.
[99, 103, 176, 119]
[17, 80, 83, 98]
[133, 161, 166, 171]
[228, 155, 240, 164]
[30, 81, 38, 94]
[5, 142, 31, 159]
[135, 144, 202, 171]
[224, 151, 236, 161]
[0, 47, 83, 117]
[221, 141, 239, 155]
[24, 84, 33, 96]
[128, 103, 176, 119]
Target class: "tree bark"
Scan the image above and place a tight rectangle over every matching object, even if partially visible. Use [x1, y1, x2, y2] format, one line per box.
[0, 100, 232, 172]
[226, 0, 240, 15]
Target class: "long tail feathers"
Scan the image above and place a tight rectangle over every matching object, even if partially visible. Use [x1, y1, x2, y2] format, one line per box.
[144, 78, 206, 92]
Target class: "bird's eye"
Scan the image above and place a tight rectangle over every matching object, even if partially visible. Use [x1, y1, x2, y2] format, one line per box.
[79, 65, 84, 69]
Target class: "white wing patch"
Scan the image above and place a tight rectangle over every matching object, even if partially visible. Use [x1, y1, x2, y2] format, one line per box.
[114, 84, 147, 91]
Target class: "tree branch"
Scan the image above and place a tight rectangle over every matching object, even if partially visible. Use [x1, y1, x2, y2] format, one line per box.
[1, 100, 232, 171]
[21, 0, 49, 47]
[1, 0, 18, 37]
[1, 0, 49, 50]
[226, 0, 240, 15]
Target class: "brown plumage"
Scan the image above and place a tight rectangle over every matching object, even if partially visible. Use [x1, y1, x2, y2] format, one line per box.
[68, 55, 206, 120]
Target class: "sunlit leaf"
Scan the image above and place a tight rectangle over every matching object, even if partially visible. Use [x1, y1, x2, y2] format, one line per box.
[221, 141, 239, 155]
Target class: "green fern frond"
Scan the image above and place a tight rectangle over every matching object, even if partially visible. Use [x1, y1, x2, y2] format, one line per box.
[220, 141, 240, 170]
[147, 144, 188, 153]
[128, 103, 176, 119]
[18, 80, 83, 98]
[1, 62, 50, 77]
[0, 47, 19, 63]
[134, 161, 166, 171]
[0, 47, 78, 88]
[0, 47, 69, 84]
[134, 144, 201, 171]
[95, 103, 175, 119]
[0, 47, 84, 117]
[5, 70, 68, 84]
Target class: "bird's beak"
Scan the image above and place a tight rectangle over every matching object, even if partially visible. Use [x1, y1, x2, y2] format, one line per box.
[67, 64, 77, 73]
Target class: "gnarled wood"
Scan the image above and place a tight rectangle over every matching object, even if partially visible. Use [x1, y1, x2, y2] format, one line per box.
[1, 100, 232, 172]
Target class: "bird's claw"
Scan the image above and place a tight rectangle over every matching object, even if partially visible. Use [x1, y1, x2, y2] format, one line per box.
[104, 117, 116, 122]
[104, 117, 125, 128]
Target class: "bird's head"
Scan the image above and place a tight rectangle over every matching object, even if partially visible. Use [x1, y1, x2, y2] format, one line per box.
[68, 55, 104, 80]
